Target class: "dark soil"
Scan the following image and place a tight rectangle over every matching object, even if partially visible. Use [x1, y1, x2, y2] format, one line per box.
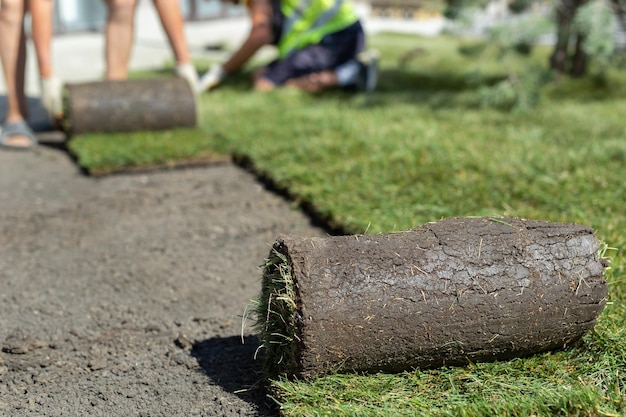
[0, 144, 325, 416]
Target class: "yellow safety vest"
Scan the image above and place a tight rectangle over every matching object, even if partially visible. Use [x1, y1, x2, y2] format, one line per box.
[277, 0, 359, 58]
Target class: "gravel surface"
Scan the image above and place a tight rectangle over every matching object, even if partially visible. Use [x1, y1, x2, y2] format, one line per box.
[0, 144, 325, 416]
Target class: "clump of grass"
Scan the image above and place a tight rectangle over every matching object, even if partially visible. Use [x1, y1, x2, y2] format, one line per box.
[67, 128, 229, 175]
[256, 247, 300, 378]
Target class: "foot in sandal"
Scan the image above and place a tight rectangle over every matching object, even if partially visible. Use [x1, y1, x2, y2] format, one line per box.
[0, 120, 38, 151]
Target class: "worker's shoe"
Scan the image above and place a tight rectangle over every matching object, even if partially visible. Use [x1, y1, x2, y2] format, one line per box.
[356, 49, 379, 92]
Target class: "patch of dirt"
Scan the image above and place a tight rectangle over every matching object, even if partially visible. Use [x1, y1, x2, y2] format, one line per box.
[0, 145, 325, 416]
[85, 154, 233, 177]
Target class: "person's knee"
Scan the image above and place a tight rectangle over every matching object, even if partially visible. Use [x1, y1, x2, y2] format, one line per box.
[31, 0, 55, 6]
[107, 0, 138, 7]
[253, 75, 277, 92]
[106, 0, 138, 15]
[0, 0, 25, 14]
[252, 67, 273, 90]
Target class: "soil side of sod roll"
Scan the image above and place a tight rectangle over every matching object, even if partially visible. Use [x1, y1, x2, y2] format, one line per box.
[258, 217, 609, 380]
[63, 77, 197, 136]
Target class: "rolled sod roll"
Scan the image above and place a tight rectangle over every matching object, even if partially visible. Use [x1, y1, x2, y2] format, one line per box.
[63, 77, 197, 136]
[258, 217, 608, 380]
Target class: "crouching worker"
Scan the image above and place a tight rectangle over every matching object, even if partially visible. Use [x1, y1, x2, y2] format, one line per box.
[199, 0, 378, 92]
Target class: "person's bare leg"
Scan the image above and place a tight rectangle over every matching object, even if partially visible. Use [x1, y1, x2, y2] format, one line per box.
[284, 70, 339, 93]
[253, 77, 276, 91]
[0, 0, 32, 147]
[251, 67, 277, 91]
[30, 0, 61, 120]
[151, 0, 197, 90]
[104, 0, 138, 80]
[30, 0, 53, 78]
[252, 64, 339, 93]
[152, 0, 190, 65]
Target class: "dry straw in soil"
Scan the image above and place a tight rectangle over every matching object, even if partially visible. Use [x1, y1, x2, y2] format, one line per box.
[256, 248, 300, 377]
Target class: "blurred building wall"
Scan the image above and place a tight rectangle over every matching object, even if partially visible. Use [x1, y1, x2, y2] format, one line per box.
[50, 0, 245, 34]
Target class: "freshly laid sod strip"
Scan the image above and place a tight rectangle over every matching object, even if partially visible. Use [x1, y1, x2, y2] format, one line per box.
[258, 217, 608, 380]
[68, 32, 626, 415]
[67, 128, 231, 176]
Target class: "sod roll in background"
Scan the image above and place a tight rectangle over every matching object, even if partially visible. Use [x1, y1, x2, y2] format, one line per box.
[63, 78, 197, 136]
[258, 217, 608, 380]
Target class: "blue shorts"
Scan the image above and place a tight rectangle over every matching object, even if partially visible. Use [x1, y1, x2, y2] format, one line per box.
[263, 14, 365, 86]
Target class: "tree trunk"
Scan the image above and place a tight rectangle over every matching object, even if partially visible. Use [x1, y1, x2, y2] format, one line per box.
[550, 0, 589, 75]
[570, 33, 588, 77]
[63, 78, 197, 137]
[260, 217, 608, 380]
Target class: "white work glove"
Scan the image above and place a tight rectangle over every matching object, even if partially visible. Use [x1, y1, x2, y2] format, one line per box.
[176, 62, 200, 94]
[199, 64, 226, 92]
[40, 76, 63, 121]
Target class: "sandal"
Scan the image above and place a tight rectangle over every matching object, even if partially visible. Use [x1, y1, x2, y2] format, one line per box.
[0, 121, 38, 151]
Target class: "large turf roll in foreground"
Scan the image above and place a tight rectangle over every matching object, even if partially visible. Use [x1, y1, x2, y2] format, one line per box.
[63, 78, 197, 136]
[258, 217, 609, 380]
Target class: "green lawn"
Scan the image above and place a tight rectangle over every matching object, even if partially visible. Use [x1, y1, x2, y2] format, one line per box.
[69, 33, 626, 416]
